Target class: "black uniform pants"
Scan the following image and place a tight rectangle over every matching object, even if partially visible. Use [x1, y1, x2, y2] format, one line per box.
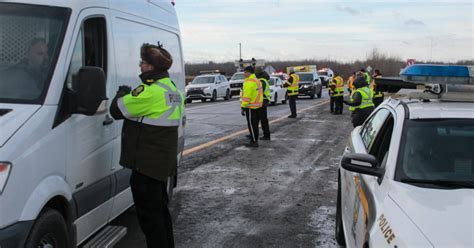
[130, 170, 174, 248]
[260, 102, 270, 138]
[329, 96, 335, 113]
[334, 96, 343, 114]
[245, 108, 260, 143]
[288, 95, 297, 117]
[373, 96, 384, 108]
[351, 107, 374, 127]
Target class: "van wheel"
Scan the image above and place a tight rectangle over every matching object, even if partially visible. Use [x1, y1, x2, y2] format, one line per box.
[335, 178, 346, 245]
[224, 89, 230, 100]
[25, 209, 69, 248]
[271, 94, 277, 106]
[211, 91, 217, 102]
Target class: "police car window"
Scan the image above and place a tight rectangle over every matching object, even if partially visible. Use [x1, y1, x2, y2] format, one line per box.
[269, 78, 276, 86]
[369, 115, 394, 168]
[395, 119, 474, 186]
[360, 109, 390, 151]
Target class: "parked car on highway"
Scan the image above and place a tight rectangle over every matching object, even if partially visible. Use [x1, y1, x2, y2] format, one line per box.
[185, 73, 231, 103]
[296, 71, 322, 98]
[269, 76, 287, 105]
[336, 64, 474, 248]
[229, 72, 244, 96]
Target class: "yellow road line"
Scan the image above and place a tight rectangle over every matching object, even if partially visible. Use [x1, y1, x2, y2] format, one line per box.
[183, 99, 330, 156]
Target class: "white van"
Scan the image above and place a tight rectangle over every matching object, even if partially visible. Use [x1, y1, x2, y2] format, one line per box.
[0, 1, 185, 247]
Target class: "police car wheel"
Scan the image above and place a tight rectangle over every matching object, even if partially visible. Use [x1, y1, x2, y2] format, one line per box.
[335, 178, 346, 245]
[25, 209, 69, 248]
[211, 91, 217, 102]
[224, 89, 230, 100]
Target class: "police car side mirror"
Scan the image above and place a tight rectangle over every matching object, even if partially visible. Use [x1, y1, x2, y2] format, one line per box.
[341, 153, 384, 178]
[71, 66, 107, 116]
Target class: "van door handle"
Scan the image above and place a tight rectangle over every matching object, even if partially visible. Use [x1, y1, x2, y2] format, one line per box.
[103, 115, 114, 126]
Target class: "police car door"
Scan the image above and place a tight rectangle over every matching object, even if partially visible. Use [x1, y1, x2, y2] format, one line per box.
[62, 10, 115, 241]
[344, 108, 395, 247]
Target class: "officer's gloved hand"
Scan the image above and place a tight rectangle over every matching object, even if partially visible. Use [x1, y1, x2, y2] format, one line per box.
[118, 85, 132, 94]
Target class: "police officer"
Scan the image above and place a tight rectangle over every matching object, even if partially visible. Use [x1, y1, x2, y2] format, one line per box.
[284, 71, 299, 118]
[371, 69, 384, 108]
[241, 66, 263, 147]
[332, 72, 345, 114]
[110, 43, 183, 248]
[255, 67, 271, 140]
[343, 76, 374, 127]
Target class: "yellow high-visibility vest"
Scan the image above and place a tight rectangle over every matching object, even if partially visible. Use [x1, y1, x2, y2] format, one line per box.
[349, 86, 374, 112]
[332, 76, 345, 97]
[241, 74, 263, 109]
[287, 74, 299, 96]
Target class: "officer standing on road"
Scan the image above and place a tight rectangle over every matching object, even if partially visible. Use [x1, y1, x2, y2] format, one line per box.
[255, 67, 271, 140]
[283, 71, 299, 118]
[346, 72, 356, 93]
[371, 69, 384, 108]
[110, 43, 183, 248]
[332, 72, 345, 114]
[343, 76, 374, 127]
[241, 66, 263, 147]
[328, 75, 335, 113]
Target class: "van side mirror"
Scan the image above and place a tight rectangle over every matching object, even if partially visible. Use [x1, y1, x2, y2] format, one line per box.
[341, 153, 384, 178]
[71, 66, 107, 115]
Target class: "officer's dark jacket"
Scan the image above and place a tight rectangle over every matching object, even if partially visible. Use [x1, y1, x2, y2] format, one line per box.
[110, 71, 178, 182]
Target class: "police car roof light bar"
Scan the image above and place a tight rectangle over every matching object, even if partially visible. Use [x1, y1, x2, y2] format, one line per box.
[400, 64, 474, 85]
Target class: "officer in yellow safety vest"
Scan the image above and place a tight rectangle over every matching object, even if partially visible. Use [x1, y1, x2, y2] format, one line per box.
[241, 66, 263, 147]
[346, 72, 356, 93]
[110, 43, 183, 247]
[330, 72, 345, 114]
[371, 69, 384, 108]
[283, 71, 299, 118]
[255, 67, 271, 140]
[360, 68, 371, 85]
[343, 75, 374, 127]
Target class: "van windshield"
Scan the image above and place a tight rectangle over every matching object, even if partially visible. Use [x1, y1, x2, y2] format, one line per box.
[396, 119, 474, 188]
[0, 3, 70, 104]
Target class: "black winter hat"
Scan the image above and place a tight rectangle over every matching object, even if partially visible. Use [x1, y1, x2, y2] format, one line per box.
[243, 66, 255, 73]
[140, 43, 173, 72]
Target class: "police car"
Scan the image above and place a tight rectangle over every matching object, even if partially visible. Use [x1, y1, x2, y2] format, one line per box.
[336, 64, 474, 247]
[269, 76, 288, 105]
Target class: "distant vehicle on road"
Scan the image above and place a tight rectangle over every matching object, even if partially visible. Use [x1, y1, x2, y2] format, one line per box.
[229, 72, 245, 96]
[295, 72, 322, 99]
[318, 68, 334, 88]
[336, 64, 474, 248]
[185, 73, 231, 103]
[269, 76, 288, 105]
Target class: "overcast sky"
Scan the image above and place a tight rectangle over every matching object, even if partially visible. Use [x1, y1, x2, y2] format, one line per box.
[175, 0, 473, 64]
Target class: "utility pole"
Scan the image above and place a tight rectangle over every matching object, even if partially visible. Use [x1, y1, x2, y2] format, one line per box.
[239, 42, 242, 60]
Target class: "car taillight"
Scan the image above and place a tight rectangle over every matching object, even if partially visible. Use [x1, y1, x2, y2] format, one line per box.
[0, 162, 12, 194]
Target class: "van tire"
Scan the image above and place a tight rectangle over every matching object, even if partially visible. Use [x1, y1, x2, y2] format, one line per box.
[25, 209, 69, 248]
[335, 178, 346, 245]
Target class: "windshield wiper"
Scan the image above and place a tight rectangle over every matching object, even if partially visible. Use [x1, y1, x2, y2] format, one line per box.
[400, 178, 474, 189]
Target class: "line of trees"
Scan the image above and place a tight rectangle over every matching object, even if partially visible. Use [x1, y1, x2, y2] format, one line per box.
[185, 49, 473, 82]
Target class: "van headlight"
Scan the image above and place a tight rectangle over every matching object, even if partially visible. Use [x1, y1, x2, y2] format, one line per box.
[0, 162, 11, 193]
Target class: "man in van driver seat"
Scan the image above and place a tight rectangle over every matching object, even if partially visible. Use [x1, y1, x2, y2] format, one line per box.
[110, 43, 184, 248]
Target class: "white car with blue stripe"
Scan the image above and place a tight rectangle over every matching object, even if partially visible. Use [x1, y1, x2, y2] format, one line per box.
[336, 64, 474, 248]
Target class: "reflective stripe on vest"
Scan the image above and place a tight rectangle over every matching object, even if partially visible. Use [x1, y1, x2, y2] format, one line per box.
[118, 78, 183, 126]
[349, 86, 374, 112]
[288, 74, 299, 96]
